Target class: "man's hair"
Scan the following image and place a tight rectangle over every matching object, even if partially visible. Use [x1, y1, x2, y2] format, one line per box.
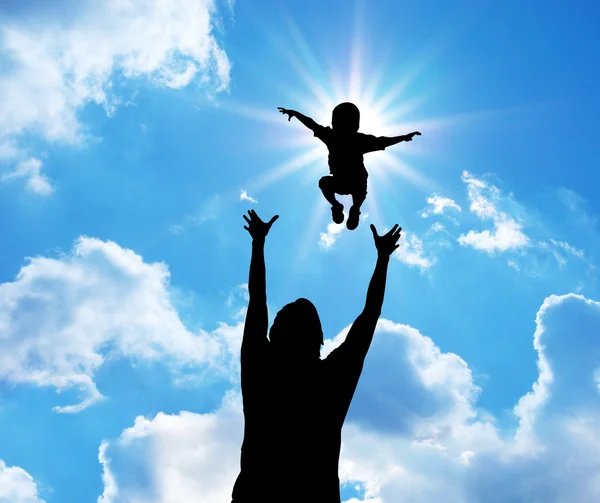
[332, 102, 360, 132]
[269, 298, 323, 357]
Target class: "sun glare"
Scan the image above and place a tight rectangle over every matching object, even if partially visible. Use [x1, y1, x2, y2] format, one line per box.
[222, 7, 463, 245]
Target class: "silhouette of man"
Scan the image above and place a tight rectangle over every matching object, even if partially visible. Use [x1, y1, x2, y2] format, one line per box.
[278, 103, 420, 230]
[231, 209, 402, 503]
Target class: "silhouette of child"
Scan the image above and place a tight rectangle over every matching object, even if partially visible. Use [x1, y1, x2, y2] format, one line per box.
[278, 102, 421, 230]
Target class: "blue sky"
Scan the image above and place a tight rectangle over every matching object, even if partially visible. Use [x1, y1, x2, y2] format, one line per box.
[1, 0, 600, 501]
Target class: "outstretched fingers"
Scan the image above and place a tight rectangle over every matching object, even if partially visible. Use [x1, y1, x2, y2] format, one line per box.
[385, 224, 399, 237]
[392, 226, 402, 245]
[268, 215, 279, 226]
[277, 107, 292, 120]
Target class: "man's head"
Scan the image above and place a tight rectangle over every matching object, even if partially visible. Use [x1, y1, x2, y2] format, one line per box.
[269, 298, 323, 360]
[331, 102, 360, 133]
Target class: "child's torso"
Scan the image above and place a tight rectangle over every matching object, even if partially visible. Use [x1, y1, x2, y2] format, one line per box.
[325, 132, 369, 177]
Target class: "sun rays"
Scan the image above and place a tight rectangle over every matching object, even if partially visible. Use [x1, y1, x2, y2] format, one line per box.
[217, 2, 473, 250]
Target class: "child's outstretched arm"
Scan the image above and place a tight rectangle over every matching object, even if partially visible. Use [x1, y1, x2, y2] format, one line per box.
[277, 107, 320, 131]
[380, 131, 421, 148]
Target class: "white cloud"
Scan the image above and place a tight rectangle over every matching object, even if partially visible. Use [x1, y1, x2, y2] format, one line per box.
[550, 239, 584, 258]
[453, 175, 589, 275]
[226, 284, 249, 320]
[531, 238, 590, 276]
[97, 318, 496, 503]
[0, 0, 232, 191]
[341, 295, 600, 502]
[240, 190, 257, 204]
[1, 158, 52, 195]
[0, 459, 46, 503]
[98, 390, 243, 503]
[458, 171, 530, 254]
[0, 236, 237, 413]
[429, 222, 447, 233]
[421, 194, 461, 218]
[0, 137, 20, 160]
[318, 213, 372, 250]
[319, 220, 345, 250]
[97, 293, 600, 503]
[98, 443, 118, 503]
[393, 232, 435, 270]
[507, 259, 520, 271]
[511, 293, 600, 453]
[458, 219, 529, 254]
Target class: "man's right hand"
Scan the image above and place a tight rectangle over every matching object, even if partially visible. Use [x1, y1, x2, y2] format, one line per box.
[370, 224, 402, 257]
[277, 107, 296, 121]
[243, 210, 279, 240]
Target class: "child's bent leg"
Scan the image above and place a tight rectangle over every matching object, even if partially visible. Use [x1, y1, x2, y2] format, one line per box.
[319, 176, 344, 224]
[346, 185, 367, 230]
[319, 176, 341, 206]
[351, 191, 366, 210]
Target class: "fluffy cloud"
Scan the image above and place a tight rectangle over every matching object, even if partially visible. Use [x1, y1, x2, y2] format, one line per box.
[454, 172, 590, 276]
[319, 212, 369, 250]
[97, 318, 496, 503]
[0, 237, 238, 413]
[550, 239, 585, 259]
[319, 219, 345, 250]
[97, 390, 243, 503]
[0, 460, 46, 503]
[393, 231, 435, 271]
[428, 222, 447, 234]
[421, 195, 461, 218]
[0, 0, 232, 192]
[240, 190, 257, 204]
[464, 294, 600, 503]
[458, 219, 529, 254]
[226, 283, 249, 320]
[340, 295, 600, 502]
[458, 171, 530, 254]
[0, 158, 52, 195]
[97, 293, 600, 503]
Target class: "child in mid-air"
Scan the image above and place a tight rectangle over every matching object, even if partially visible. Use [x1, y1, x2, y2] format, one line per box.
[278, 102, 421, 230]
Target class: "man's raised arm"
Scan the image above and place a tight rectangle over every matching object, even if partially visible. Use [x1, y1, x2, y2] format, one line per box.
[277, 107, 320, 131]
[340, 224, 402, 358]
[241, 210, 279, 358]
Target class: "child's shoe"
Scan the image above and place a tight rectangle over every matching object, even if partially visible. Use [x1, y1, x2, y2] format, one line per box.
[346, 206, 360, 230]
[331, 202, 344, 224]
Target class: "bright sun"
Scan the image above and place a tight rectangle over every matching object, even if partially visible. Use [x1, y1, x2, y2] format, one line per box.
[223, 9, 458, 244]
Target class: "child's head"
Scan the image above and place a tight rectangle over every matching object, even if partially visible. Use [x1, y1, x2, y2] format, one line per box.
[332, 102, 360, 133]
